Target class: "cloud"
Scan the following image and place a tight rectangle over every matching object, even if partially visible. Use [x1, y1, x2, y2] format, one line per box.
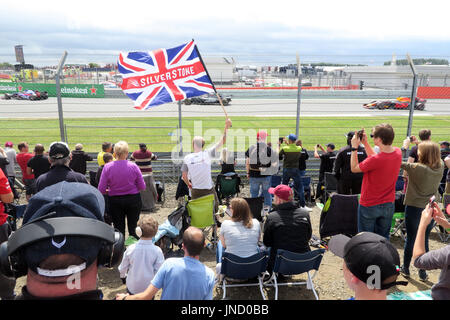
[0, 0, 449, 66]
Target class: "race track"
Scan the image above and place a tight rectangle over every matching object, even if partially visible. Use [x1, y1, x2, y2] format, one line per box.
[0, 98, 449, 118]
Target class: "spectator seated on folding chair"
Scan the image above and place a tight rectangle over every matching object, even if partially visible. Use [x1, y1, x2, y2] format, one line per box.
[319, 193, 359, 239]
[243, 197, 265, 222]
[218, 250, 269, 300]
[390, 191, 406, 240]
[186, 194, 218, 248]
[263, 248, 325, 300]
[323, 172, 338, 203]
[215, 172, 241, 205]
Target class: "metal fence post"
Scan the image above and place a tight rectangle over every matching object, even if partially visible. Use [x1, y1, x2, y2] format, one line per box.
[406, 54, 418, 138]
[295, 53, 302, 137]
[55, 51, 68, 142]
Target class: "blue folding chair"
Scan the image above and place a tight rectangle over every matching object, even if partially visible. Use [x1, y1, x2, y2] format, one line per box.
[264, 249, 325, 300]
[219, 250, 269, 300]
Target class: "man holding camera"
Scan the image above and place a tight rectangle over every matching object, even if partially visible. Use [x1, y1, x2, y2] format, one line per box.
[350, 124, 402, 239]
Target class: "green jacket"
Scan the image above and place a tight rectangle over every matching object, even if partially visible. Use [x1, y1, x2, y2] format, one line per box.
[401, 160, 444, 208]
[279, 143, 302, 169]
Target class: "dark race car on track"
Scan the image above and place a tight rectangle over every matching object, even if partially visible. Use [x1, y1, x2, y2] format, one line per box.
[363, 97, 426, 111]
[2, 90, 49, 101]
[183, 93, 232, 106]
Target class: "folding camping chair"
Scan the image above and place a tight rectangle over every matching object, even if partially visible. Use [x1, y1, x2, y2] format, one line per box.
[243, 197, 265, 222]
[13, 178, 26, 204]
[186, 194, 218, 248]
[323, 172, 338, 204]
[390, 192, 406, 240]
[89, 170, 98, 188]
[301, 176, 313, 204]
[215, 173, 240, 205]
[264, 248, 325, 300]
[219, 250, 269, 300]
[319, 193, 359, 239]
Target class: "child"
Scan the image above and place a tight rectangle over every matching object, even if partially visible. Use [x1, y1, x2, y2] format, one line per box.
[118, 215, 165, 295]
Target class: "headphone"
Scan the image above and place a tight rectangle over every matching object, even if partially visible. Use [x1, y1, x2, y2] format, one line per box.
[0, 216, 124, 279]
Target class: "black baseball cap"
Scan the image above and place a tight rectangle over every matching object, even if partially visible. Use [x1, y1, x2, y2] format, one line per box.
[22, 181, 106, 277]
[329, 233, 408, 290]
[49, 141, 70, 159]
[439, 141, 449, 147]
[326, 143, 335, 150]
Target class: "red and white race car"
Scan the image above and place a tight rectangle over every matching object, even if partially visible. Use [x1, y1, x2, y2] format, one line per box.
[363, 97, 426, 110]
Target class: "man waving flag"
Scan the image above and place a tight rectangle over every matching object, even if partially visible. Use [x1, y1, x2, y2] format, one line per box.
[118, 40, 216, 110]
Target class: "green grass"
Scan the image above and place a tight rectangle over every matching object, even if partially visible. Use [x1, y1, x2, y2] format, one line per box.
[1, 116, 449, 153]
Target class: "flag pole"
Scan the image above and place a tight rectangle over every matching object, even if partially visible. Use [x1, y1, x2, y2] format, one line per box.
[194, 41, 229, 120]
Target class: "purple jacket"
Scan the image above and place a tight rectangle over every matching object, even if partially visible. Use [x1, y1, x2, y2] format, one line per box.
[98, 160, 146, 196]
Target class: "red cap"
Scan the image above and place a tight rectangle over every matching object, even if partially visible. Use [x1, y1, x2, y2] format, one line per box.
[268, 184, 293, 201]
[5, 141, 13, 148]
[257, 130, 268, 141]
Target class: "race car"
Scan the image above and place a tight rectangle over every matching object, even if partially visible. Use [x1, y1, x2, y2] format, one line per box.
[363, 97, 426, 111]
[183, 93, 232, 106]
[3, 90, 49, 101]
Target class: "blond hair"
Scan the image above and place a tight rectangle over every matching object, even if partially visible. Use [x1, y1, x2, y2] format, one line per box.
[418, 141, 442, 170]
[138, 215, 159, 238]
[114, 141, 129, 158]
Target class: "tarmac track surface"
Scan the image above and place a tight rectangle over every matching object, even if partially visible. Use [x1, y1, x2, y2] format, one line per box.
[0, 98, 449, 118]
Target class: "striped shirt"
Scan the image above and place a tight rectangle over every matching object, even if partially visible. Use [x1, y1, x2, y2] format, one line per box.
[131, 150, 157, 174]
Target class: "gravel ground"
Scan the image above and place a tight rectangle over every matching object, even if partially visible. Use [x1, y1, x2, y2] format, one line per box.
[12, 182, 444, 300]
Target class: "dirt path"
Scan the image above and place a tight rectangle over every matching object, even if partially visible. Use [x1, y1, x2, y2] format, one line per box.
[13, 182, 441, 300]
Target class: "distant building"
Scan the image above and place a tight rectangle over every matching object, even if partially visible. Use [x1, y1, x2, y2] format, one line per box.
[343, 65, 450, 90]
[203, 57, 237, 84]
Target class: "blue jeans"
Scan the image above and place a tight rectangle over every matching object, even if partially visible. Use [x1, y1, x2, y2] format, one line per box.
[249, 176, 272, 207]
[282, 167, 305, 207]
[358, 202, 395, 239]
[403, 205, 434, 270]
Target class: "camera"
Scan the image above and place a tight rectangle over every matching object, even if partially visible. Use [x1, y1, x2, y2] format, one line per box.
[316, 144, 320, 148]
[279, 137, 284, 144]
[357, 129, 365, 140]
[409, 136, 414, 142]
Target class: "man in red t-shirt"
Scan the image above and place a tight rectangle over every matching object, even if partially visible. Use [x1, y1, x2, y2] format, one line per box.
[16, 142, 36, 200]
[350, 124, 402, 239]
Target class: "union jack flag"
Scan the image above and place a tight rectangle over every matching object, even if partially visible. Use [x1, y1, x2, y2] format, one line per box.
[118, 40, 216, 110]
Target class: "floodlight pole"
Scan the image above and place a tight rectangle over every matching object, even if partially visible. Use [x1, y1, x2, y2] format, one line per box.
[406, 53, 418, 138]
[55, 51, 68, 142]
[295, 53, 302, 137]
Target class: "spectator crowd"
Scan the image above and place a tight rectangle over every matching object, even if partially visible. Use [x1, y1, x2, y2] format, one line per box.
[0, 119, 449, 301]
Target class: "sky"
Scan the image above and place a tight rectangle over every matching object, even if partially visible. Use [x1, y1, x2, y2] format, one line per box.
[1, 0, 450, 67]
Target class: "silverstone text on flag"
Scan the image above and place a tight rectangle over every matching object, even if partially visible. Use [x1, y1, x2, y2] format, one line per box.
[118, 40, 216, 110]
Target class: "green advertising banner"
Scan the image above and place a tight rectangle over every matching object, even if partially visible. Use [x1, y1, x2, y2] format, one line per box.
[0, 82, 105, 98]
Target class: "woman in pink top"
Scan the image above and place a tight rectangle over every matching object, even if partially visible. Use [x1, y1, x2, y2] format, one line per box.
[98, 141, 146, 239]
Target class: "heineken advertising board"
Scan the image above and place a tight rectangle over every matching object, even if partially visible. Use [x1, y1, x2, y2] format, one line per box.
[0, 82, 105, 98]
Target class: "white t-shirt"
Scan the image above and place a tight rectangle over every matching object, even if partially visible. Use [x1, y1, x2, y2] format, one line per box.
[182, 148, 216, 190]
[220, 218, 261, 258]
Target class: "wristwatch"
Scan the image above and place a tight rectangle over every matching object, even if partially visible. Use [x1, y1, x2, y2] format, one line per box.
[351, 147, 358, 151]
